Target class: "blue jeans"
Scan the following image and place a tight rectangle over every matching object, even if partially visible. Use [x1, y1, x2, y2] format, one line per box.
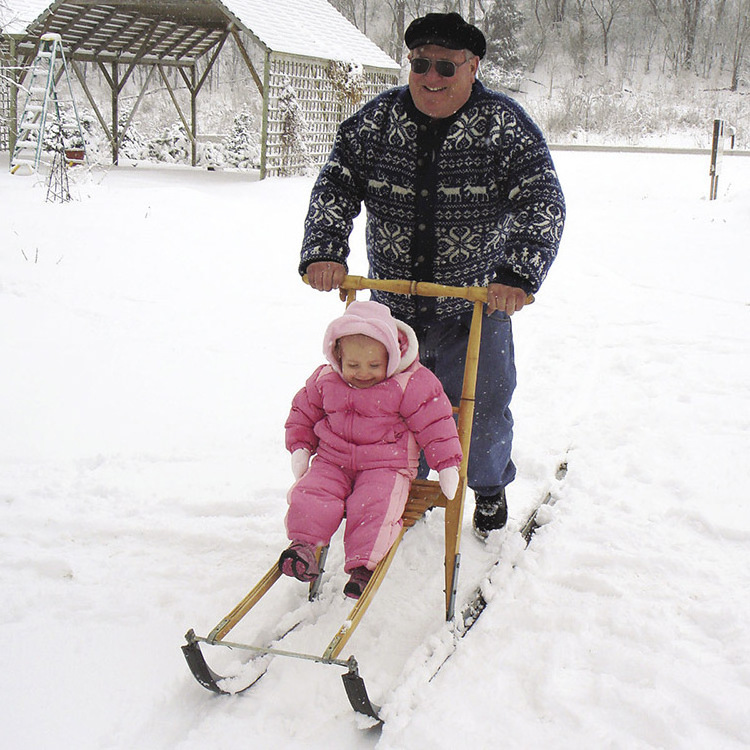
[414, 310, 517, 495]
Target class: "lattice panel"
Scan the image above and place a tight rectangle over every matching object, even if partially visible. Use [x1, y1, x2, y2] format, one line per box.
[264, 54, 398, 178]
[0, 43, 9, 152]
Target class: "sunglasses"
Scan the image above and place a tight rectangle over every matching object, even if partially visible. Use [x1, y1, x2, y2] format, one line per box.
[409, 57, 469, 78]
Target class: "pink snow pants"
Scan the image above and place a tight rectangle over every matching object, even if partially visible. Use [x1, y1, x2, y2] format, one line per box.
[285, 456, 416, 573]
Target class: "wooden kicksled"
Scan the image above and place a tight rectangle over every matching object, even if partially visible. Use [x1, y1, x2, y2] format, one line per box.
[182, 276, 500, 721]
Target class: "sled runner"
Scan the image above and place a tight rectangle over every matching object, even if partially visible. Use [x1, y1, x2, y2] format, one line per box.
[183, 276, 528, 721]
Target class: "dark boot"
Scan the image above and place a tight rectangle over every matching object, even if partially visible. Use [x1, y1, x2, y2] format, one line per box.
[343, 566, 373, 599]
[472, 488, 508, 539]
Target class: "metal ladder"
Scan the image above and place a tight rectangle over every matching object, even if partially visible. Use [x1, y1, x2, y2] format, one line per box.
[10, 33, 85, 175]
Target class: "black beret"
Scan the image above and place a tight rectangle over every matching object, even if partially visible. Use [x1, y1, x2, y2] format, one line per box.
[405, 12, 486, 59]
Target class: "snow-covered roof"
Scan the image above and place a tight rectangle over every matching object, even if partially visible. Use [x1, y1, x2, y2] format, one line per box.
[1, 0, 400, 70]
[224, 0, 399, 69]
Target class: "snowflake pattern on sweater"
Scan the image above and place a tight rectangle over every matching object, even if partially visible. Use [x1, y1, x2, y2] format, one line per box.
[301, 82, 565, 322]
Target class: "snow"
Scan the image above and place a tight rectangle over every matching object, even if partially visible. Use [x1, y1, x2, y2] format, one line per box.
[227, 0, 399, 69]
[1, 149, 749, 749]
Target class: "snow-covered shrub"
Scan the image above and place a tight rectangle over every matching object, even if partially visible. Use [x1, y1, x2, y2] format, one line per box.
[198, 140, 228, 169]
[117, 110, 149, 161]
[326, 60, 366, 106]
[277, 80, 313, 176]
[148, 122, 191, 163]
[221, 106, 260, 169]
[42, 107, 84, 153]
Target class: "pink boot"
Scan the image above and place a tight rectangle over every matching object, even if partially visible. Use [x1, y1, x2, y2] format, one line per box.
[278, 541, 319, 582]
[343, 566, 373, 599]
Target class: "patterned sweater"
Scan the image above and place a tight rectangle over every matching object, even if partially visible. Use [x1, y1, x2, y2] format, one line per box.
[300, 82, 566, 322]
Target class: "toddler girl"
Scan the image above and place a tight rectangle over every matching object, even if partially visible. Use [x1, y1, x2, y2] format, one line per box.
[279, 300, 462, 598]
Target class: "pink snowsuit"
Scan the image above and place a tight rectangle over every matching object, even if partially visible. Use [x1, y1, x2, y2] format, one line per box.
[285, 301, 462, 573]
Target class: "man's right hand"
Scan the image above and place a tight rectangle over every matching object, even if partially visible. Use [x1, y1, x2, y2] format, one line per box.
[306, 261, 347, 291]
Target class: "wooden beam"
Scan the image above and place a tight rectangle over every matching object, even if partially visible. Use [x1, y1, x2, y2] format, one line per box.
[49, 3, 95, 45]
[115, 19, 163, 92]
[116, 64, 157, 151]
[191, 64, 197, 166]
[70, 58, 113, 151]
[156, 25, 199, 59]
[230, 27, 263, 96]
[193, 29, 228, 96]
[111, 60, 119, 163]
[95, 59, 115, 90]
[86, 10, 137, 56]
[157, 63, 195, 146]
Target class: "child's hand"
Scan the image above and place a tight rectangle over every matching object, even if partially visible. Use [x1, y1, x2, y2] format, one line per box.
[438, 466, 460, 500]
[291, 448, 311, 479]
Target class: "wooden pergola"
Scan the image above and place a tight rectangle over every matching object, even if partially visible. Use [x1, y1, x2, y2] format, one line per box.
[1, 0, 400, 176]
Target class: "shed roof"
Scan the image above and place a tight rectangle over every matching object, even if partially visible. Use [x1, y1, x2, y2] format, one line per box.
[2, 0, 400, 70]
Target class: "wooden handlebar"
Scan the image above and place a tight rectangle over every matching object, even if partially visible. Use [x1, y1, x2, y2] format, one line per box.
[302, 274, 534, 305]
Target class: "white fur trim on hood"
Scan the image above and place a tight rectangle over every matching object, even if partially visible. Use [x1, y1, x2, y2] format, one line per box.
[323, 300, 419, 378]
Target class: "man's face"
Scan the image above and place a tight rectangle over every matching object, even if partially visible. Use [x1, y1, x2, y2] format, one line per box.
[408, 44, 478, 119]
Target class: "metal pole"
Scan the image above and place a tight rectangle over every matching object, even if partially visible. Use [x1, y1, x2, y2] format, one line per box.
[709, 118, 723, 200]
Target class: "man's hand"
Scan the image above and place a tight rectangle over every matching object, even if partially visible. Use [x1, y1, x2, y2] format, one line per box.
[486, 283, 530, 316]
[306, 261, 347, 291]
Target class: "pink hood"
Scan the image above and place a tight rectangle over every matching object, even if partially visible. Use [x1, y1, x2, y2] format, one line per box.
[323, 300, 419, 378]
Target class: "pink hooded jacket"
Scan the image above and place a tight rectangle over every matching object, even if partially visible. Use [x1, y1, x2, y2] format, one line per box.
[285, 301, 462, 474]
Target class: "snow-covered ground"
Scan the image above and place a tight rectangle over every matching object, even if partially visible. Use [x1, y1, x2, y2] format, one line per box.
[2, 148, 749, 749]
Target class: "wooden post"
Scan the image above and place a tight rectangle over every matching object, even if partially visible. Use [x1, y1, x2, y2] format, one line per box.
[260, 49, 270, 180]
[191, 64, 197, 167]
[709, 119, 735, 200]
[111, 61, 119, 165]
[8, 38, 18, 161]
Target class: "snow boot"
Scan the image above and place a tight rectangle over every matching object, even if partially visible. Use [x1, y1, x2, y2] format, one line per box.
[343, 566, 373, 599]
[278, 541, 319, 582]
[472, 488, 508, 539]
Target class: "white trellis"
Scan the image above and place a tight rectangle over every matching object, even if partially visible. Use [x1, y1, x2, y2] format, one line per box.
[264, 53, 398, 178]
[0, 41, 11, 152]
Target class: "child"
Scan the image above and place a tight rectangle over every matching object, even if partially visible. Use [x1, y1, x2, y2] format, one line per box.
[279, 300, 462, 599]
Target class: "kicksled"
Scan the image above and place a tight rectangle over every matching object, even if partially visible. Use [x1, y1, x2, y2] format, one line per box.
[182, 276, 530, 721]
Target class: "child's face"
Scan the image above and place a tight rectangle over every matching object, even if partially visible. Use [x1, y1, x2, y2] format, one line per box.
[338, 334, 389, 388]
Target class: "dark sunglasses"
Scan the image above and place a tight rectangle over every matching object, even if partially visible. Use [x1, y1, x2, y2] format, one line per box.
[409, 57, 469, 78]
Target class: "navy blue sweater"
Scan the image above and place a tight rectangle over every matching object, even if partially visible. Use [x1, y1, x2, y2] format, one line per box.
[301, 82, 565, 322]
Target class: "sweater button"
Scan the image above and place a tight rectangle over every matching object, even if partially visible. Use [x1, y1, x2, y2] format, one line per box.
[418, 223, 426, 231]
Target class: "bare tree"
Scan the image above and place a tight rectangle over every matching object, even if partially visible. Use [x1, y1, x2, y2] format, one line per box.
[680, 0, 707, 68]
[589, 0, 627, 65]
[730, 0, 750, 88]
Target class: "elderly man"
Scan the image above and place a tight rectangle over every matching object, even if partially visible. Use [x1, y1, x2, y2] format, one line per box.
[300, 12, 565, 537]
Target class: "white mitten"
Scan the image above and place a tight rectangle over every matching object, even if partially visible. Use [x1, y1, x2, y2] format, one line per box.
[291, 448, 311, 479]
[438, 466, 460, 500]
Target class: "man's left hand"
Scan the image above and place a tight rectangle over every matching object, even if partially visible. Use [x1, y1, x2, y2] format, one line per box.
[486, 283, 529, 316]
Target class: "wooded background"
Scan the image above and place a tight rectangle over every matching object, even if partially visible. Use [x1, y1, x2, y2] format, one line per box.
[330, 0, 749, 146]
[2, 0, 748, 159]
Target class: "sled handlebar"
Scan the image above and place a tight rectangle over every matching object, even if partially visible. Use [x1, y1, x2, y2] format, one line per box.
[303, 274, 534, 305]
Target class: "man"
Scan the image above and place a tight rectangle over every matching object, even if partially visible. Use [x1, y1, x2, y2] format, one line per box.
[299, 12, 565, 537]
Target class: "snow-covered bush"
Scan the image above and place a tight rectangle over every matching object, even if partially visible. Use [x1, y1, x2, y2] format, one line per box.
[326, 60, 366, 106]
[148, 122, 191, 163]
[221, 106, 260, 169]
[277, 80, 313, 176]
[42, 107, 84, 152]
[117, 111, 149, 161]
